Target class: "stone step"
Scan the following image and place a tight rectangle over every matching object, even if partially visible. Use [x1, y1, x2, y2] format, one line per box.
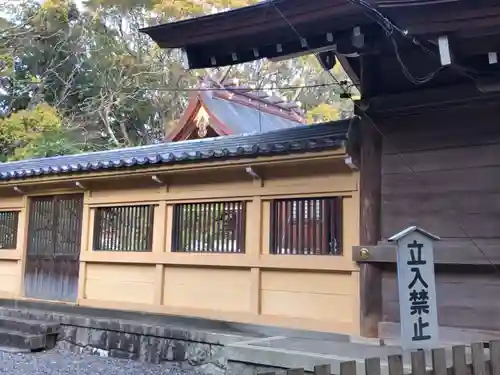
[0, 316, 60, 335]
[0, 328, 48, 351]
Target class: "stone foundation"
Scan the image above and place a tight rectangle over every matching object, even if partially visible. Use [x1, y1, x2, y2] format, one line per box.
[0, 299, 372, 375]
[0, 307, 251, 374]
[57, 324, 225, 371]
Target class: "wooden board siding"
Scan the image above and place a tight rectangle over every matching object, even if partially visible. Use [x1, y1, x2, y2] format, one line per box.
[382, 265, 500, 331]
[260, 270, 356, 325]
[0, 154, 361, 334]
[80, 164, 361, 334]
[0, 260, 20, 297]
[380, 103, 500, 331]
[381, 104, 500, 249]
[85, 264, 156, 304]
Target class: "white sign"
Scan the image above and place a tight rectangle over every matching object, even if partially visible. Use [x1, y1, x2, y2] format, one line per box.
[389, 226, 440, 350]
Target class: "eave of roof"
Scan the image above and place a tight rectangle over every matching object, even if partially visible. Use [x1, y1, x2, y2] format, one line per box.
[140, 0, 370, 69]
[0, 119, 355, 182]
[141, 0, 500, 71]
[140, 0, 359, 48]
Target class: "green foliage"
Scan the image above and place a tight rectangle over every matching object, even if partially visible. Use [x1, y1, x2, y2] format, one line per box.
[0, 103, 77, 161]
[0, 0, 354, 162]
[306, 103, 340, 123]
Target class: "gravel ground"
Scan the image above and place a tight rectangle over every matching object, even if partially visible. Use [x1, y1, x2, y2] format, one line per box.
[0, 349, 203, 375]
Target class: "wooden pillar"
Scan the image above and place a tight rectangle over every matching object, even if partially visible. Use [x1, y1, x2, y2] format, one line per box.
[359, 115, 383, 338]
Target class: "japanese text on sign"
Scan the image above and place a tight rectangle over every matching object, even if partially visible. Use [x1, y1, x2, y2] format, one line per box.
[391, 227, 439, 350]
[407, 240, 431, 341]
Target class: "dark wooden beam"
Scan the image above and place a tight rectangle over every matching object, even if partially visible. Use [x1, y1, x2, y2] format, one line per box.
[365, 83, 500, 117]
[353, 240, 500, 265]
[358, 113, 383, 338]
[359, 54, 378, 99]
[337, 55, 360, 89]
[382, 2, 500, 36]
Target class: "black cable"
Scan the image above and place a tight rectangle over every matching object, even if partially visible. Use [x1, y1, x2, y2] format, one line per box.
[270, 0, 500, 275]
[347, 0, 500, 85]
[0, 80, 342, 92]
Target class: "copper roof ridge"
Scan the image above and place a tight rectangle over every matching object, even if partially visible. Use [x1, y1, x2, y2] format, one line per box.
[201, 77, 305, 121]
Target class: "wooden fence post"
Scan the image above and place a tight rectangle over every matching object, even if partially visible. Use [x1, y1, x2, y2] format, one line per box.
[491, 340, 500, 375]
[387, 355, 403, 375]
[411, 351, 426, 375]
[256, 339, 500, 375]
[472, 342, 486, 375]
[365, 358, 380, 375]
[340, 361, 357, 375]
[431, 347, 447, 375]
[453, 345, 468, 375]
[314, 365, 331, 375]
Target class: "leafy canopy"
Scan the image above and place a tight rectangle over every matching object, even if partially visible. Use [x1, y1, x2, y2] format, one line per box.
[0, 0, 355, 161]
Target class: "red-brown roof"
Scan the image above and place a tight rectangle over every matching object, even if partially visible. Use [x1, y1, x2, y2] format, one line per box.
[166, 79, 305, 141]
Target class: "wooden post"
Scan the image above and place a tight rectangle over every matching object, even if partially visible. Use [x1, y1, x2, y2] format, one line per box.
[359, 114, 383, 338]
[16, 195, 29, 298]
[256, 339, 499, 375]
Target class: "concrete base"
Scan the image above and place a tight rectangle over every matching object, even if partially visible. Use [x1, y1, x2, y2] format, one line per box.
[0, 299, 498, 375]
[0, 312, 60, 352]
[379, 321, 500, 346]
[0, 304, 251, 374]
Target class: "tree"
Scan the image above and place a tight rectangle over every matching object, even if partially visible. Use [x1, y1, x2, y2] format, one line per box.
[0, 103, 81, 161]
[0, 0, 355, 161]
[225, 55, 355, 122]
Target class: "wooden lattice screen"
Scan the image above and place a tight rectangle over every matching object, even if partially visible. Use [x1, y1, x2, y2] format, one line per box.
[172, 201, 246, 253]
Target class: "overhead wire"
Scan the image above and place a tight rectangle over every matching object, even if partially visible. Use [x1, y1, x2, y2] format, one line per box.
[1, 79, 343, 92]
[268, 0, 500, 275]
[344, 0, 443, 85]
[345, 0, 499, 85]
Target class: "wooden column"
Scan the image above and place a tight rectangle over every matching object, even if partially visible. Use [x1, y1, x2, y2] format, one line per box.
[16, 195, 29, 298]
[359, 115, 383, 338]
[77, 191, 92, 302]
[154, 201, 168, 306]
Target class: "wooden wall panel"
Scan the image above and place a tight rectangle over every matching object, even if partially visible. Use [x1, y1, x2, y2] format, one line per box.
[264, 172, 356, 192]
[381, 104, 500, 152]
[0, 197, 24, 210]
[381, 106, 500, 242]
[163, 267, 252, 313]
[382, 268, 500, 331]
[0, 153, 361, 334]
[380, 104, 500, 331]
[89, 187, 164, 201]
[85, 264, 155, 304]
[0, 260, 19, 295]
[260, 270, 356, 324]
[382, 143, 500, 174]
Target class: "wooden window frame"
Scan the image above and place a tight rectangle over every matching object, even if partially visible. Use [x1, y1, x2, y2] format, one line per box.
[171, 201, 247, 253]
[269, 196, 343, 256]
[92, 204, 155, 252]
[0, 210, 19, 250]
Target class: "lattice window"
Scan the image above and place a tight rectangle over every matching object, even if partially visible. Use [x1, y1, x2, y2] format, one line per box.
[93, 205, 155, 252]
[292, 200, 321, 220]
[270, 197, 343, 255]
[0, 211, 19, 250]
[172, 201, 246, 253]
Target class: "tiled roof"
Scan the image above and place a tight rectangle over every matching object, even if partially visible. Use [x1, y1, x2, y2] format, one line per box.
[200, 91, 303, 134]
[220, 79, 304, 118]
[0, 119, 354, 181]
[166, 79, 305, 141]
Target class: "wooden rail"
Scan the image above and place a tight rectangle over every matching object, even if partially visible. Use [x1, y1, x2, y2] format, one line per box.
[258, 340, 500, 375]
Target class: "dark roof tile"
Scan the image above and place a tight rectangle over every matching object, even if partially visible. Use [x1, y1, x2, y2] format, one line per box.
[0, 119, 354, 181]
